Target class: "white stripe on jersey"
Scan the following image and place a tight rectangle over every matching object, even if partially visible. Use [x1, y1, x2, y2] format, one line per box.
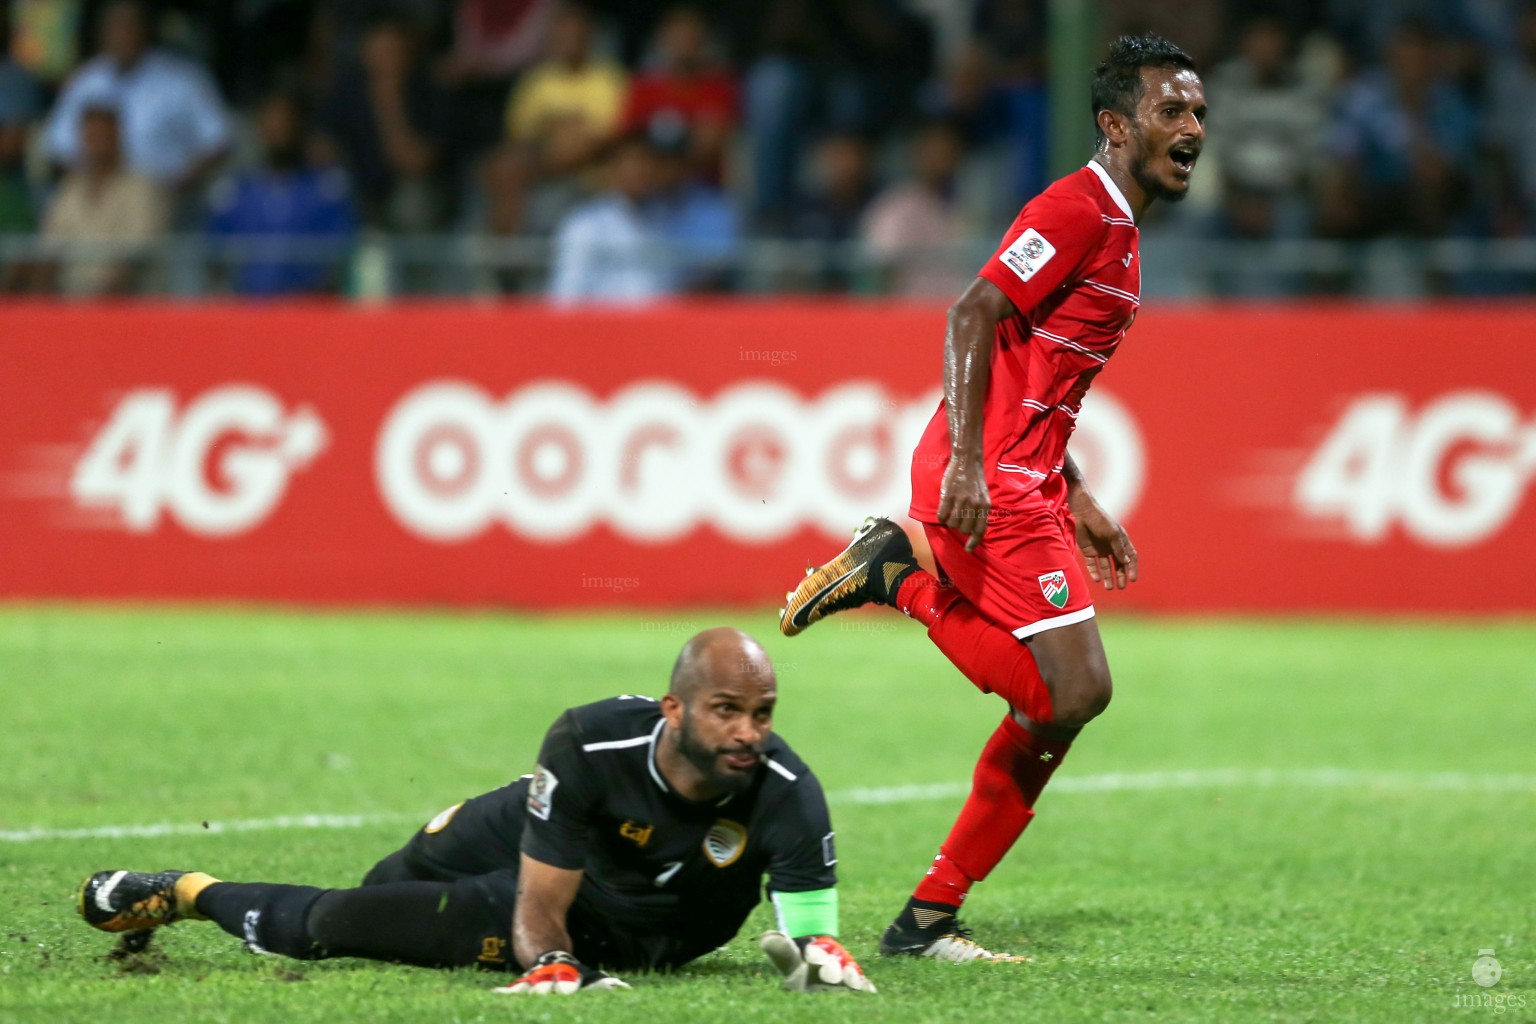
[1084, 278, 1141, 304]
[1022, 398, 1082, 421]
[996, 463, 1050, 479]
[582, 735, 653, 752]
[764, 757, 798, 782]
[644, 719, 669, 792]
[1032, 327, 1109, 363]
[1085, 161, 1136, 221]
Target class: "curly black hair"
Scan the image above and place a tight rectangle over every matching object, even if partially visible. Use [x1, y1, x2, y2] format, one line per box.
[1091, 33, 1197, 147]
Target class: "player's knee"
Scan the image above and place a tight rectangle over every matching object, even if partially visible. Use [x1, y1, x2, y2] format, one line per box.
[361, 849, 415, 887]
[1046, 666, 1112, 728]
[304, 891, 354, 952]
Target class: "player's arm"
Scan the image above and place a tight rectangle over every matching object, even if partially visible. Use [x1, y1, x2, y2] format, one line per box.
[494, 715, 628, 995]
[497, 862, 628, 994]
[939, 276, 1019, 552]
[756, 775, 875, 993]
[511, 854, 581, 968]
[1063, 452, 1138, 590]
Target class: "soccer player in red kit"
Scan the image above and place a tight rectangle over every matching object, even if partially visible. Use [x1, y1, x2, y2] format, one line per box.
[778, 34, 1206, 961]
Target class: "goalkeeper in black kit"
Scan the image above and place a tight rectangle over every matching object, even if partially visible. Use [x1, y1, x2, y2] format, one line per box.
[75, 628, 875, 995]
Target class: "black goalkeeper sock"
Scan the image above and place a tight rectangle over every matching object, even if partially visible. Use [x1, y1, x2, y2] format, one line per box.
[196, 882, 330, 959]
[197, 879, 510, 969]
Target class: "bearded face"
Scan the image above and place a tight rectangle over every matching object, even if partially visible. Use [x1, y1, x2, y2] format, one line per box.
[676, 703, 762, 794]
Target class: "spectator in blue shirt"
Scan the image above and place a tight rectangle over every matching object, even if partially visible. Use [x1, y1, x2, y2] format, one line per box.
[207, 91, 355, 297]
[44, 0, 230, 193]
[651, 123, 740, 293]
[0, 7, 43, 290]
[1319, 18, 1481, 238]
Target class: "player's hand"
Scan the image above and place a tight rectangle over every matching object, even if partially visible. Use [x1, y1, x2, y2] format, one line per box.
[937, 458, 991, 552]
[1068, 487, 1138, 590]
[491, 950, 630, 995]
[760, 931, 877, 994]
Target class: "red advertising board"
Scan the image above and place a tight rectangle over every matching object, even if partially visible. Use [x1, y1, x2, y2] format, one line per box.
[2, 302, 1533, 612]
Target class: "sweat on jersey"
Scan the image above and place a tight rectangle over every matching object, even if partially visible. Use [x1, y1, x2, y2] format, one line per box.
[910, 161, 1142, 520]
[522, 695, 837, 965]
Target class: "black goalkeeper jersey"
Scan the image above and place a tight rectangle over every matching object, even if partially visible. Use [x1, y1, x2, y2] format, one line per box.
[520, 695, 837, 962]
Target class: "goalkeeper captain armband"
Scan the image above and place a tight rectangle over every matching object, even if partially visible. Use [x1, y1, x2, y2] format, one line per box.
[491, 950, 630, 996]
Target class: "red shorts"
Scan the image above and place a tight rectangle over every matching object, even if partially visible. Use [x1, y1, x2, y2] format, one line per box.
[922, 497, 1096, 639]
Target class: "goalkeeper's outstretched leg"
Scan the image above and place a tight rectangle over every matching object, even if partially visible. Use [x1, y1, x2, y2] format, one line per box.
[79, 868, 524, 969]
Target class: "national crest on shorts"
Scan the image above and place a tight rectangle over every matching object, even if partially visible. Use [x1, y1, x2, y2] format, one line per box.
[1038, 571, 1069, 609]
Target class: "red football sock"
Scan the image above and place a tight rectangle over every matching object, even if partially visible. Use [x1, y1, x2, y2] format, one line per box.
[912, 715, 1071, 906]
[894, 569, 961, 625]
[895, 571, 1054, 723]
[911, 851, 973, 907]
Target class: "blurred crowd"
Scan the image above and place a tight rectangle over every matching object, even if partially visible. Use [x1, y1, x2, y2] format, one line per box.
[1, 0, 1535, 300]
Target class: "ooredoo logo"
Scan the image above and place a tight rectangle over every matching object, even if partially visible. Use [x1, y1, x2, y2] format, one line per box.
[374, 380, 1145, 543]
[1295, 390, 1536, 547]
[70, 386, 326, 535]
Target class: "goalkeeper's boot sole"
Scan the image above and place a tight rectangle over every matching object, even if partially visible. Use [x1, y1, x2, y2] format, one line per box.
[879, 915, 1030, 963]
[779, 517, 917, 637]
[77, 870, 216, 933]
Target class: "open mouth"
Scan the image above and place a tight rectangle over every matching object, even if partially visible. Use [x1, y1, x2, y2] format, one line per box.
[1169, 145, 1199, 175]
[722, 751, 759, 771]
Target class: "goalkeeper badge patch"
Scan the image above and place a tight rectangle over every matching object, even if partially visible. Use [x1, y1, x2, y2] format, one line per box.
[1038, 570, 1069, 609]
[528, 765, 558, 821]
[424, 801, 465, 834]
[702, 819, 747, 867]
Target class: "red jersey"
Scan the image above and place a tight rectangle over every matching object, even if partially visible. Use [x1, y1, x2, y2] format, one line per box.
[622, 73, 738, 132]
[909, 162, 1141, 521]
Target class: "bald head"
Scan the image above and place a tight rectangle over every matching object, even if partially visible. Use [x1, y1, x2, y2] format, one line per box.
[658, 627, 778, 800]
[669, 627, 774, 701]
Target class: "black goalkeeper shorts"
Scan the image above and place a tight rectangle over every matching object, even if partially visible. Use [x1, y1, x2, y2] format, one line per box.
[359, 779, 687, 972]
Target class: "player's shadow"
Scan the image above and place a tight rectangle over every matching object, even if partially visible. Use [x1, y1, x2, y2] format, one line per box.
[988, 905, 1136, 946]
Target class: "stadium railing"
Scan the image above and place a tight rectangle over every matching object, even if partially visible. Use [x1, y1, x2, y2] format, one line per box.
[1, 234, 1534, 300]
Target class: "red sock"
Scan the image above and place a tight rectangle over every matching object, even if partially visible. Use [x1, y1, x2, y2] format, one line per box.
[896, 571, 1054, 723]
[912, 715, 1071, 906]
[894, 569, 961, 624]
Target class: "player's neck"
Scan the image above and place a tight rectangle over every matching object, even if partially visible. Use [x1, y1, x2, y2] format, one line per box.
[1090, 153, 1152, 223]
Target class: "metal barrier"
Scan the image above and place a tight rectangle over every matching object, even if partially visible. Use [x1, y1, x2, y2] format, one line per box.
[2, 233, 1534, 300]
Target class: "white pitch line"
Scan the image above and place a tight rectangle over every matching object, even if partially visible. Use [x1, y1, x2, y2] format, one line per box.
[0, 813, 424, 844]
[830, 768, 1536, 805]
[3, 769, 1533, 844]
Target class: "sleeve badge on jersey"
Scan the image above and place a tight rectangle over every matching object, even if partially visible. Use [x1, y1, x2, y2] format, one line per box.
[423, 801, 465, 834]
[527, 764, 559, 821]
[999, 227, 1057, 283]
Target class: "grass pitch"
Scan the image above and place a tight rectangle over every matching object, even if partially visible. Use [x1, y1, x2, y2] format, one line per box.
[1, 605, 1532, 1023]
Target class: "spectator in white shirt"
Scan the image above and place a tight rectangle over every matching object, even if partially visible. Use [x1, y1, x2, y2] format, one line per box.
[31, 104, 169, 297]
[860, 119, 972, 298]
[548, 132, 676, 305]
[43, 0, 230, 194]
